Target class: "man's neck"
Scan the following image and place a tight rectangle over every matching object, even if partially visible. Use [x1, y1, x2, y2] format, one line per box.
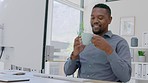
[98, 31, 108, 36]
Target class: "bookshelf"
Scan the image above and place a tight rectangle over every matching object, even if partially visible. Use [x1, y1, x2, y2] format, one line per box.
[130, 47, 148, 83]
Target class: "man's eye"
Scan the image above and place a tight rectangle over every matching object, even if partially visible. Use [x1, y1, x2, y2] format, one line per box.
[91, 17, 95, 20]
[98, 17, 103, 20]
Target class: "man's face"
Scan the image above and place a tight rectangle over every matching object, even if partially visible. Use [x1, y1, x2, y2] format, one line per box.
[91, 8, 112, 35]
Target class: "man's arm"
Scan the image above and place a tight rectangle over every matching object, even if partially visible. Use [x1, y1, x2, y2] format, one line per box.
[64, 57, 80, 76]
[64, 36, 84, 76]
[107, 40, 131, 82]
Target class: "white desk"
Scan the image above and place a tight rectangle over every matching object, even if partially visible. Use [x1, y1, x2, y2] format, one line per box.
[0, 77, 118, 83]
[0, 71, 118, 83]
[31, 77, 118, 83]
[0, 62, 4, 71]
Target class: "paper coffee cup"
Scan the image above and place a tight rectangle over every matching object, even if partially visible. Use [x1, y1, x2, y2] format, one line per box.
[81, 33, 93, 45]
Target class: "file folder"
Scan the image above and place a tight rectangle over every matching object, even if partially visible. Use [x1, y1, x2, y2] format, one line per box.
[143, 64, 146, 78]
[146, 64, 148, 79]
[138, 64, 142, 78]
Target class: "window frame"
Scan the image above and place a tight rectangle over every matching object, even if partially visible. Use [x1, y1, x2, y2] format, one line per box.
[42, 0, 84, 71]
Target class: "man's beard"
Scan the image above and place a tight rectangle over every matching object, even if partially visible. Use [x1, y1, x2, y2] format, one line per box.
[91, 23, 103, 35]
[92, 29, 103, 35]
[92, 24, 104, 35]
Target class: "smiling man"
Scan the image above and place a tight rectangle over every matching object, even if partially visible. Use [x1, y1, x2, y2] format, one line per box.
[64, 3, 131, 82]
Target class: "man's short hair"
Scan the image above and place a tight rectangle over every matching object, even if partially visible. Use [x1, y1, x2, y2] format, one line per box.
[93, 3, 111, 15]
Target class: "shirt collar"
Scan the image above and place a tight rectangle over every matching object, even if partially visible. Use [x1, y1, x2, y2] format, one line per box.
[103, 31, 113, 38]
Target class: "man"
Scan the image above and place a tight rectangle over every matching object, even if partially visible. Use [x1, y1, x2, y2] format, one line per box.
[64, 3, 131, 82]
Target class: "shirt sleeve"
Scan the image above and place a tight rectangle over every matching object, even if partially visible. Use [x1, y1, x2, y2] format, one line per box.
[64, 58, 80, 76]
[107, 39, 131, 82]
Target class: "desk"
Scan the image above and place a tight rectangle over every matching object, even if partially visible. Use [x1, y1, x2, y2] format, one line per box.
[0, 62, 4, 71]
[0, 72, 118, 83]
[33, 77, 118, 83]
[0, 77, 118, 83]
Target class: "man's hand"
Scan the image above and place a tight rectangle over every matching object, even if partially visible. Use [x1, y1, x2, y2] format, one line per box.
[71, 36, 85, 60]
[91, 35, 113, 55]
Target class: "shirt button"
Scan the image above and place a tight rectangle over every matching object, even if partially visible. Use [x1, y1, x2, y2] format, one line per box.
[87, 75, 89, 77]
[89, 65, 91, 67]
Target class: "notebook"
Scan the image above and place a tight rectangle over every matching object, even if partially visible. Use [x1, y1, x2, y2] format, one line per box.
[0, 74, 30, 82]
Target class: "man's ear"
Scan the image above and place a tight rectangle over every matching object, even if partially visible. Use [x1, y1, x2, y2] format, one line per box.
[108, 16, 112, 24]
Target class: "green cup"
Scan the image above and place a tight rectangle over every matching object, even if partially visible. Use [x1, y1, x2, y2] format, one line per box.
[81, 33, 93, 45]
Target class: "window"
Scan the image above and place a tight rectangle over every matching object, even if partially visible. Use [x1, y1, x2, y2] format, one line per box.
[52, 1, 80, 43]
[45, 0, 84, 61]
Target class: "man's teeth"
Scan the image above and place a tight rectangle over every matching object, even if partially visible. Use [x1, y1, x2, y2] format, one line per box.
[94, 26, 99, 27]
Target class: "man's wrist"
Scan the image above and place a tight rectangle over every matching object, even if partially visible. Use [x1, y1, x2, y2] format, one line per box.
[70, 52, 79, 60]
[105, 47, 113, 55]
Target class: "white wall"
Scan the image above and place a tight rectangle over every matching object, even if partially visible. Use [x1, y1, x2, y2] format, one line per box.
[106, 0, 148, 46]
[0, 0, 46, 72]
[84, 0, 148, 46]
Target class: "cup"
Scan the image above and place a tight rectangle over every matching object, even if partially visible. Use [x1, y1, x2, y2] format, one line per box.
[81, 33, 93, 45]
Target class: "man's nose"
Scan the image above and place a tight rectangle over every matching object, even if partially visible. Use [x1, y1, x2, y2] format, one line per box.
[94, 18, 99, 22]
[93, 18, 100, 24]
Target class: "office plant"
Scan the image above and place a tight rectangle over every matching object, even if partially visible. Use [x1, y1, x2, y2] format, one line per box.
[138, 51, 145, 56]
[138, 50, 145, 62]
